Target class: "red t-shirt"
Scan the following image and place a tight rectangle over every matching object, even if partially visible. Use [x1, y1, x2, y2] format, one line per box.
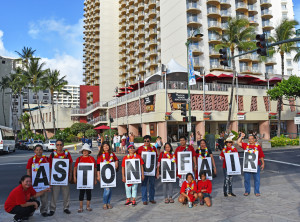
[241, 142, 265, 165]
[74, 156, 96, 168]
[121, 154, 144, 167]
[48, 150, 73, 168]
[96, 152, 118, 164]
[158, 152, 176, 163]
[219, 147, 239, 168]
[26, 155, 49, 169]
[180, 180, 197, 194]
[136, 145, 158, 157]
[197, 179, 212, 194]
[4, 184, 37, 212]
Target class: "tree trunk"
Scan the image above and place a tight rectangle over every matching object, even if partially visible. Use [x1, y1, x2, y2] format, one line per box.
[226, 50, 236, 135]
[2, 89, 6, 126]
[11, 93, 17, 141]
[51, 95, 56, 136]
[277, 52, 284, 137]
[27, 88, 36, 135]
[37, 95, 48, 140]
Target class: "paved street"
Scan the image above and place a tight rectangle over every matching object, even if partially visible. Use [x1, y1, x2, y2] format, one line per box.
[0, 147, 300, 221]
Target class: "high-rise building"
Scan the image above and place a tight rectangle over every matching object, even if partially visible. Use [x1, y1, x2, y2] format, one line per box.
[53, 85, 80, 107]
[83, 0, 298, 103]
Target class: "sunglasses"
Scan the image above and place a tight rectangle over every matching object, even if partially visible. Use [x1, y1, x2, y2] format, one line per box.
[56, 144, 63, 146]
[144, 140, 150, 142]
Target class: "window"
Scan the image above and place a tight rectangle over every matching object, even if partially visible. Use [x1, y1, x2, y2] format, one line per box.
[287, 69, 293, 75]
[281, 4, 287, 10]
[1, 60, 5, 64]
[287, 59, 292, 66]
[282, 13, 288, 19]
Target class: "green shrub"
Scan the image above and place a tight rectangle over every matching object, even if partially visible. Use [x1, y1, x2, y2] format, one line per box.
[85, 129, 97, 138]
[270, 135, 299, 147]
[77, 132, 84, 139]
[66, 134, 77, 143]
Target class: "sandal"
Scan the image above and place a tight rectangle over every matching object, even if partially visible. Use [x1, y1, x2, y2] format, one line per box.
[165, 198, 169, 204]
[244, 193, 249, 196]
[77, 208, 83, 213]
[169, 198, 174, 203]
[86, 207, 93, 211]
[103, 204, 107, 210]
[255, 193, 261, 197]
[107, 204, 113, 209]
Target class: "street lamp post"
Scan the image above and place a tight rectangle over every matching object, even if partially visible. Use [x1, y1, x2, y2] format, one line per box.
[185, 29, 203, 141]
[125, 81, 129, 132]
[202, 70, 206, 133]
[115, 87, 118, 129]
[136, 75, 142, 126]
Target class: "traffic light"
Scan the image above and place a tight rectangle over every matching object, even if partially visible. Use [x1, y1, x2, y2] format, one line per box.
[183, 117, 188, 122]
[180, 103, 187, 116]
[219, 48, 229, 67]
[256, 34, 268, 56]
[109, 117, 114, 123]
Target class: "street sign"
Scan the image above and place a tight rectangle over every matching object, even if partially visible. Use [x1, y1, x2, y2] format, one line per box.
[187, 122, 191, 132]
[294, 117, 300, 124]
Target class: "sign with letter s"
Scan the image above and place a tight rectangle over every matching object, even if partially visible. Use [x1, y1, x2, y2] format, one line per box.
[50, 159, 69, 186]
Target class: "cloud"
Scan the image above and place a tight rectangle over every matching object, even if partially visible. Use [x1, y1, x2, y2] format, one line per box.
[41, 54, 83, 85]
[0, 30, 17, 58]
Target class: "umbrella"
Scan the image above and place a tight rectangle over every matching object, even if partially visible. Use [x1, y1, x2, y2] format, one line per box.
[94, 125, 111, 130]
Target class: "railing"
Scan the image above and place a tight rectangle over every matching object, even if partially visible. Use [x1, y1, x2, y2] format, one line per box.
[207, 8, 220, 14]
[187, 16, 201, 23]
[236, 2, 247, 9]
[261, 9, 272, 16]
[186, 2, 201, 9]
[208, 21, 221, 28]
[71, 101, 109, 115]
[88, 115, 107, 125]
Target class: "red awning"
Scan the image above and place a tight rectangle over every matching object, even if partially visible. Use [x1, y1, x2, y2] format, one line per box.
[94, 125, 111, 130]
[218, 73, 233, 78]
[269, 77, 282, 82]
[250, 78, 266, 83]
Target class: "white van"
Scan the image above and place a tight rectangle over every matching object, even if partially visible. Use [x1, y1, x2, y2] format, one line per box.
[0, 125, 15, 153]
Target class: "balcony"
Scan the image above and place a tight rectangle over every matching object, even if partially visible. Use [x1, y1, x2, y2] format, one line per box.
[248, 5, 258, 14]
[208, 21, 222, 31]
[207, 8, 221, 18]
[149, 39, 158, 46]
[260, 0, 272, 8]
[186, 2, 201, 13]
[187, 16, 202, 27]
[265, 57, 277, 65]
[261, 9, 273, 19]
[220, 10, 231, 17]
[208, 35, 222, 43]
[149, 18, 157, 27]
[138, 11, 144, 19]
[220, 0, 230, 6]
[249, 18, 259, 26]
[149, 9, 157, 17]
[209, 49, 220, 57]
[239, 54, 252, 62]
[240, 66, 253, 74]
[221, 23, 228, 30]
[190, 45, 203, 55]
[236, 2, 248, 12]
[148, 0, 156, 8]
[207, 0, 220, 5]
[262, 21, 274, 30]
[87, 115, 107, 125]
[210, 63, 224, 71]
[150, 49, 158, 56]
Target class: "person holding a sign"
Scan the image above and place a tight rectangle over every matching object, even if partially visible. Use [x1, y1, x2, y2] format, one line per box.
[136, 135, 158, 205]
[73, 144, 96, 213]
[156, 142, 176, 204]
[219, 138, 239, 197]
[196, 139, 217, 180]
[237, 133, 265, 197]
[175, 136, 197, 185]
[197, 171, 212, 207]
[97, 142, 119, 210]
[26, 145, 49, 217]
[5, 175, 50, 222]
[178, 173, 198, 207]
[48, 139, 73, 216]
[122, 144, 144, 206]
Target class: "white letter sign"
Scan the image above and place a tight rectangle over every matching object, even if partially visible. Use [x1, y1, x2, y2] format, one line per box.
[77, 163, 94, 189]
[141, 152, 156, 176]
[32, 163, 50, 192]
[243, 151, 258, 173]
[125, 159, 141, 184]
[161, 159, 176, 183]
[50, 159, 69, 186]
[100, 162, 116, 188]
[198, 157, 212, 180]
[177, 151, 192, 175]
[225, 153, 241, 175]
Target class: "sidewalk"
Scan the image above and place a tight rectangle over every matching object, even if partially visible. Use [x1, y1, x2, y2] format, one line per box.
[1, 173, 299, 222]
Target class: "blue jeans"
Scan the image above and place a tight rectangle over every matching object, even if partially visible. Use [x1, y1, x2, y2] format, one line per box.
[244, 166, 261, 194]
[125, 184, 138, 198]
[103, 188, 112, 204]
[141, 176, 155, 202]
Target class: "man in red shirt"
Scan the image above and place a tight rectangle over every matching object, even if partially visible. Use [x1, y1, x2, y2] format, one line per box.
[48, 139, 73, 216]
[5, 175, 50, 222]
[174, 136, 197, 185]
[26, 144, 49, 217]
[237, 133, 265, 197]
[136, 135, 158, 205]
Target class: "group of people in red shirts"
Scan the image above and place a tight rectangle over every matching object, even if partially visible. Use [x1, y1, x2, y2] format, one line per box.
[4, 133, 265, 222]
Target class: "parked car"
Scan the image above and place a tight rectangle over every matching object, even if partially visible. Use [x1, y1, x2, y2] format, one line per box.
[28, 140, 44, 150]
[44, 139, 57, 151]
[0, 125, 15, 154]
[15, 140, 28, 150]
[24, 141, 32, 150]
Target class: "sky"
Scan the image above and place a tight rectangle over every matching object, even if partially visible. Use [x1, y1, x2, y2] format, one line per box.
[0, 0, 84, 85]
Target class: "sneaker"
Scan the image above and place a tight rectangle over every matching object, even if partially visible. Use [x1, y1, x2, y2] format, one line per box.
[41, 212, 48, 217]
[200, 200, 204, 206]
[13, 218, 22, 222]
[48, 211, 55, 216]
[132, 200, 137, 206]
[224, 193, 228, 197]
[228, 193, 236, 197]
[64, 209, 71, 214]
[125, 200, 132, 205]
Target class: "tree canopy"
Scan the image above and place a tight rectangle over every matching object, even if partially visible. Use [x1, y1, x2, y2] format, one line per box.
[267, 75, 300, 100]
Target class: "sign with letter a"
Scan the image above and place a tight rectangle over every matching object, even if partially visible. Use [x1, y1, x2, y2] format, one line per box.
[77, 163, 94, 189]
[177, 151, 192, 175]
[243, 151, 258, 173]
[32, 163, 50, 192]
[141, 152, 156, 176]
[50, 159, 69, 186]
[225, 153, 241, 175]
[161, 159, 176, 182]
[100, 162, 116, 188]
[198, 157, 212, 180]
[125, 159, 141, 184]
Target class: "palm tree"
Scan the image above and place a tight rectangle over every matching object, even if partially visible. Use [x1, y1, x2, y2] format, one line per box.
[0, 76, 9, 126]
[15, 47, 37, 134]
[214, 17, 256, 134]
[270, 19, 299, 137]
[41, 69, 69, 136]
[23, 58, 49, 140]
